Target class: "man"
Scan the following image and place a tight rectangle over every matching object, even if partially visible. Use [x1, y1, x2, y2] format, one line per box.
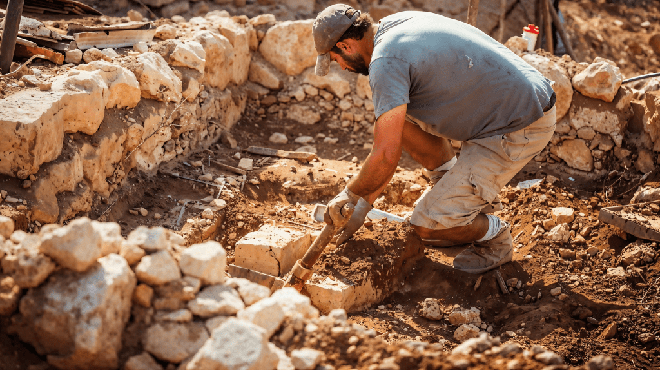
[314, 4, 556, 273]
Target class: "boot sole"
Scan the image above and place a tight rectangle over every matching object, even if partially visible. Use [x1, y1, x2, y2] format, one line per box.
[454, 249, 513, 274]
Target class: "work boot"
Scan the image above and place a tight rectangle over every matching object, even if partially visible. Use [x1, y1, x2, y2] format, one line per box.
[452, 221, 513, 273]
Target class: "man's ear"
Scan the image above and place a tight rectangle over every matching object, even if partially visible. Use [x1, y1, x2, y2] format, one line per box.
[336, 40, 353, 54]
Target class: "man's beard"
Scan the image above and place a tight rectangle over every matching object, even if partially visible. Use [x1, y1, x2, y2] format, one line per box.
[342, 52, 369, 75]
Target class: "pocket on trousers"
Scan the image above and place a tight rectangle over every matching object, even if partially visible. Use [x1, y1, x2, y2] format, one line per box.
[469, 173, 499, 205]
[502, 123, 555, 162]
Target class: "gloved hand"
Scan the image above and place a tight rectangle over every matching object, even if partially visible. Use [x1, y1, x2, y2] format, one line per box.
[336, 197, 372, 245]
[325, 187, 361, 227]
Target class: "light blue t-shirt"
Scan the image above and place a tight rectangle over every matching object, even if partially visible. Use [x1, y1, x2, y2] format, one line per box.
[370, 11, 554, 141]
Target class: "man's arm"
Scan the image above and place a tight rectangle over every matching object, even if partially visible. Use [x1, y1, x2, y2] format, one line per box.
[347, 104, 407, 204]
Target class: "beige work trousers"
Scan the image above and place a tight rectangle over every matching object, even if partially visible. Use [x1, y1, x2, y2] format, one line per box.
[410, 106, 557, 230]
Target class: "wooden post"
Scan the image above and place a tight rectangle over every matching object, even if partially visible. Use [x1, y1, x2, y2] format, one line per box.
[467, 0, 481, 27]
[535, 0, 543, 49]
[545, 0, 578, 61]
[498, 0, 506, 42]
[0, 0, 24, 75]
[543, 0, 554, 55]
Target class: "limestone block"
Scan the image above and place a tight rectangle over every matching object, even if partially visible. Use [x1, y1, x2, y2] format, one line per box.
[551, 207, 575, 225]
[643, 91, 660, 151]
[631, 185, 660, 204]
[39, 217, 104, 272]
[133, 52, 182, 102]
[237, 296, 286, 337]
[290, 348, 323, 370]
[250, 14, 276, 27]
[226, 277, 271, 306]
[91, 221, 123, 256]
[79, 129, 127, 197]
[155, 24, 178, 40]
[234, 224, 313, 277]
[126, 226, 171, 252]
[179, 241, 227, 285]
[454, 324, 481, 342]
[143, 322, 209, 363]
[304, 66, 352, 98]
[249, 55, 284, 90]
[287, 104, 321, 125]
[548, 223, 570, 243]
[556, 139, 593, 172]
[171, 41, 206, 73]
[155, 276, 202, 301]
[78, 61, 141, 108]
[199, 87, 247, 131]
[65, 49, 83, 64]
[356, 74, 372, 100]
[259, 19, 316, 76]
[523, 54, 573, 120]
[0, 275, 21, 316]
[83, 48, 112, 63]
[50, 70, 107, 135]
[0, 216, 14, 238]
[1, 235, 56, 288]
[133, 284, 154, 307]
[134, 110, 173, 172]
[183, 77, 201, 102]
[125, 352, 164, 370]
[448, 307, 481, 326]
[213, 18, 252, 84]
[10, 254, 135, 370]
[188, 284, 245, 317]
[193, 31, 233, 90]
[269, 287, 319, 319]
[185, 318, 278, 370]
[572, 58, 623, 102]
[154, 308, 193, 323]
[135, 250, 182, 286]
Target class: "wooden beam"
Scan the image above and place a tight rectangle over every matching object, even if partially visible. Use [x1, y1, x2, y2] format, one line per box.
[467, 0, 481, 27]
[543, 0, 554, 54]
[498, 0, 506, 42]
[0, 0, 25, 74]
[545, 0, 578, 61]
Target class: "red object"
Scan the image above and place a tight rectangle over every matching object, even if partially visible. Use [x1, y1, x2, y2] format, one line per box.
[523, 24, 539, 35]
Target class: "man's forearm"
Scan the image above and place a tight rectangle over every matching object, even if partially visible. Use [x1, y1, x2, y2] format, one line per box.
[347, 147, 400, 204]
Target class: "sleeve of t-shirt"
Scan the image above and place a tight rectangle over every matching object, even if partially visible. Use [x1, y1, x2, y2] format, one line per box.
[369, 57, 411, 120]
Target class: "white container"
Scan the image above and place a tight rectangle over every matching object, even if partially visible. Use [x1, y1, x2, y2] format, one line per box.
[522, 24, 539, 52]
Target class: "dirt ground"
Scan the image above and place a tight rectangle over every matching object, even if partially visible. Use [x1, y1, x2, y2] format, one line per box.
[1, 0, 660, 369]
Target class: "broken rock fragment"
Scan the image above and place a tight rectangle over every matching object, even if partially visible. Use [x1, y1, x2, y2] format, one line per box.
[259, 19, 316, 76]
[143, 321, 209, 363]
[132, 52, 182, 102]
[572, 58, 623, 102]
[186, 318, 278, 370]
[420, 298, 443, 320]
[170, 40, 207, 73]
[39, 217, 104, 272]
[188, 284, 245, 317]
[135, 250, 182, 286]
[454, 324, 481, 342]
[448, 307, 481, 326]
[179, 241, 227, 285]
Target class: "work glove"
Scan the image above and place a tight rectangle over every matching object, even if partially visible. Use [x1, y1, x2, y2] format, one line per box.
[336, 197, 373, 245]
[325, 187, 361, 227]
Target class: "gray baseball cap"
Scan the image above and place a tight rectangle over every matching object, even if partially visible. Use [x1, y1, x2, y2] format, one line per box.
[313, 4, 361, 76]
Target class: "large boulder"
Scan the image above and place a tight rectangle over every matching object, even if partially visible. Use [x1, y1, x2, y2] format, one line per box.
[10, 254, 136, 370]
[522, 54, 573, 120]
[211, 16, 252, 85]
[259, 19, 316, 76]
[303, 66, 352, 98]
[572, 58, 623, 102]
[193, 30, 234, 90]
[131, 52, 182, 102]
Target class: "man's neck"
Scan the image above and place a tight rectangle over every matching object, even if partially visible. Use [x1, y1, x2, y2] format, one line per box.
[361, 26, 376, 66]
